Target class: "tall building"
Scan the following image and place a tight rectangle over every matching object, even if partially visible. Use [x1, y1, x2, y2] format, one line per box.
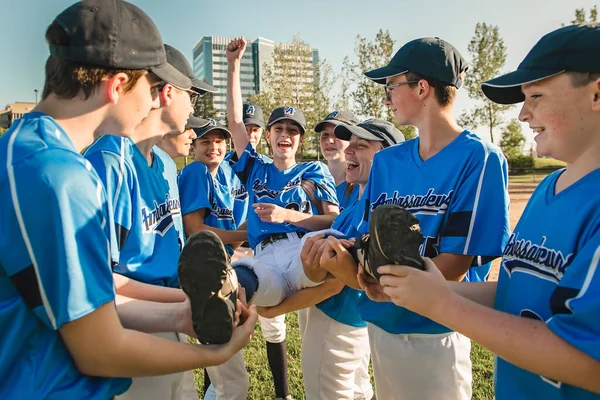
[192, 36, 319, 118]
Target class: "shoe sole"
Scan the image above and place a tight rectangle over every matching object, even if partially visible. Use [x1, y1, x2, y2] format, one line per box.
[365, 205, 425, 280]
[178, 231, 238, 344]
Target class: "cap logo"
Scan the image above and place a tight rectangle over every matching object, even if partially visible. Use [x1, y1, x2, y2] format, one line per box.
[284, 107, 296, 116]
[327, 111, 340, 119]
[246, 105, 256, 116]
[208, 119, 217, 126]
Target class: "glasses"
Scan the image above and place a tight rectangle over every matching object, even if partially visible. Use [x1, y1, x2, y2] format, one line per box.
[156, 83, 200, 107]
[187, 90, 199, 107]
[384, 80, 419, 101]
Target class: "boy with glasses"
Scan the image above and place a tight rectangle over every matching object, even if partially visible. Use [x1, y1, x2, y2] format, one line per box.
[319, 37, 510, 399]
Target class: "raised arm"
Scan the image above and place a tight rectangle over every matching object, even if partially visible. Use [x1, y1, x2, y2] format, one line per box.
[226, 37, 250, 158]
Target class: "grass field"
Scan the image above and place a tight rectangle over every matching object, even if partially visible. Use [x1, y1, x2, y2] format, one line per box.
[190, 311, 496, 399]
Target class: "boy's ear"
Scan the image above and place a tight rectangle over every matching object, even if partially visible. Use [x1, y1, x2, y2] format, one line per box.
[104, 73, 131, 104]
[591, 77, 600, 112]
[160, 84, 175, 107]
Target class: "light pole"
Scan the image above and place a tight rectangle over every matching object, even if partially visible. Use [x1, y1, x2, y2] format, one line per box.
[34, 89, 38, 103]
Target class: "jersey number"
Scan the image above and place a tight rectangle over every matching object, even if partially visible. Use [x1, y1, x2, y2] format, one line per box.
[285, 201, 312, 214]
[421, 236, 440, 258]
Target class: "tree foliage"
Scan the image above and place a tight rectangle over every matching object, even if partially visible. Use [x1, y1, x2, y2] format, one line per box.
[194, 91, 219, 121]
[459, 23, 511, 143]
[339, 30, 417, 140]
[248, 35, 333, 158]
[568, 6, 598, 24]
[499, 119, 525, 159]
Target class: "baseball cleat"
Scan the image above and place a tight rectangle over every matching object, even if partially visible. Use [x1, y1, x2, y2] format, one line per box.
[178, 230, 238, 344]
[356, 204, 425, 281]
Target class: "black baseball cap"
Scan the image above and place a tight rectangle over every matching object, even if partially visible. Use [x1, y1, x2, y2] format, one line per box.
[314, 110, 360, 133]
[193, 119, 232, 139]
[334, 118, 405, 148]
[165, 44, 218, 93]
[364, 37, 468, 88]
[243, 103, 265, 129]
[267, 106, 306, 134]
[49, 0, 192, 90]
[186, 115, 210, 129]
[482, 24, 600, 104]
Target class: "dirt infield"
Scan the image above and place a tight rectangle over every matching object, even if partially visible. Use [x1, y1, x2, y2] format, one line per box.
[488, 183, 536, 281]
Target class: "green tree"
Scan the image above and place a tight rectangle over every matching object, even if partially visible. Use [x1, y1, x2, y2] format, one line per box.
[248, 35, 333, 159]
[341, 30, 394, 121]
[459, 23, 512, 144]
[339, 30, 417, 140]
[193, 91, 219, 121]
[0, 127, 6, 137]
[567, 6, 598, 24]
[499, 119, 525, 159]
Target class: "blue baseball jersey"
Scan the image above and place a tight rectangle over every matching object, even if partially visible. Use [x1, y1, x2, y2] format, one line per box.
[495, 169, 600, 400]
[336, 181, 360, 211]
[231, 143, 338, 249]
[317, 198, 367, 327]
[357, 131, 510, 334]
[225, 149, 272, 164]
[178, 161, 248, 255]
[0, 113, 130, 398]
[84, 136, 184, 287]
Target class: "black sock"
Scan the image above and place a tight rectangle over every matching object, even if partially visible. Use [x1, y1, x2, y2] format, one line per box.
[266, 340, 289, 398]
[233, 265, 259, 301]
[203, 368, 211, 395]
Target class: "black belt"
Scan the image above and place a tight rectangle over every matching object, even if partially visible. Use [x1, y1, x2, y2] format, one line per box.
[258, 232, 307, 250]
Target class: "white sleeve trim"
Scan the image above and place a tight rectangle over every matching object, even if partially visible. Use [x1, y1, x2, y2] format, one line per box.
[463, 137, 490, 254]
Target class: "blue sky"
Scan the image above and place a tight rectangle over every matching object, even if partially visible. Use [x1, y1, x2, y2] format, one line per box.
[1, 0, 597, 146]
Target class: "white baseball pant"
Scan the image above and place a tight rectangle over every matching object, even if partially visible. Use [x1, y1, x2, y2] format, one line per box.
[204, 351, 249, 400]
[115, 332, 197, 400]
[367, 323, 472, 400]
[231, 230, 344, 307]
[298, 307, 373, 400]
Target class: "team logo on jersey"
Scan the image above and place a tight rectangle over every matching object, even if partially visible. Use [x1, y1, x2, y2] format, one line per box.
[371, 188, 454, 215]
[231, 185, 249, 201]
[252, 177, 302, 200]
[284, 107, 296, 116]
[140, 194, 181, 236]
[501, 233, 574, 282]
[246, 105, 256, 116]
[327, 111, 340, 119]
[211, 201, 234, 220]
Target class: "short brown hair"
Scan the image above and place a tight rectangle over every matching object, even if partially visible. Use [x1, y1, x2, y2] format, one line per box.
[405, 71, 457, 107]
[42, 22, 146, 101]
[567, 71, 600, 88]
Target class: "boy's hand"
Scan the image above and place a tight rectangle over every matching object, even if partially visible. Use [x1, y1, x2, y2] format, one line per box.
[378, 257, 451, 315]
[226, 304, 258, 356]
[358, 264, 392, 303]
[227, 37, 247, 63]
[253, 203, 289, 224]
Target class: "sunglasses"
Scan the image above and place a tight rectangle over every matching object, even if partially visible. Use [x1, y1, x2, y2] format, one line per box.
[384, 80, 419, 101]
